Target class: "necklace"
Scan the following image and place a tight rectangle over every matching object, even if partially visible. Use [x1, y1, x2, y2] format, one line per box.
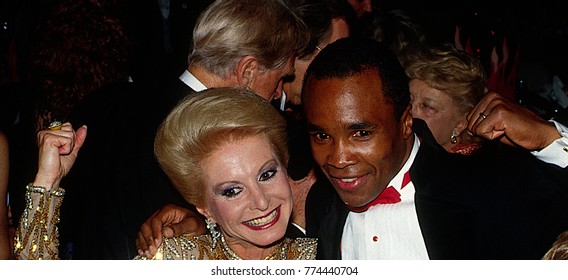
[218, 235, 289, 260]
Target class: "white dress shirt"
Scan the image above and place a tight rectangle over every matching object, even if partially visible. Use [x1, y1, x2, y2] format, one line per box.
[341, 136, 428, 260]
[179, 70, 207, 92]
[531, 120, 568, 168]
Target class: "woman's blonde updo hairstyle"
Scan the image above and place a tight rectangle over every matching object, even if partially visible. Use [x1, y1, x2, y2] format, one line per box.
[405, 44, 488, 115]
[154, 88, 288, 208]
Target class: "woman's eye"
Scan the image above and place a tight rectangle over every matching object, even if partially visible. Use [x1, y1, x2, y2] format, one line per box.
[259, 168, 277, 182]
[422, 103, 435, 111]
[417, 103, 438, 116]
[221, 186, 242, 198]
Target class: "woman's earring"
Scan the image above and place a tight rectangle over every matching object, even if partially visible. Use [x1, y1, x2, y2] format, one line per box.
[450, 129, 458, 144]
[206, 219, 221, 250]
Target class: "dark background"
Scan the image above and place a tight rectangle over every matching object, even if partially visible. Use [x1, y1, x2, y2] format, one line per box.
[376, 0, 568, 120]
[2, 0, 568, 119]
[382, 0, 568, 92]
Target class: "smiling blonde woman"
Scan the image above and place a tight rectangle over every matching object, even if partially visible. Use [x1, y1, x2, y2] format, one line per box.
[15, 88, 317, 260]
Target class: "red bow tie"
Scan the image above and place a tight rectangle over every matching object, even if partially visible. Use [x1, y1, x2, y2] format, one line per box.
[346, 170, 411, 213]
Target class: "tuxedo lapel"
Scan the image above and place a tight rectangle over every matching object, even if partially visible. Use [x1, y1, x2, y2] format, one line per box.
[411, 119, 478, 259]
[314, 191, 349, 260]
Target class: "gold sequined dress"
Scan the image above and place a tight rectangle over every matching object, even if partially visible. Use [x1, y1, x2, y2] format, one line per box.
[14, 184, 65, 260]
[134, 234, 317, 260]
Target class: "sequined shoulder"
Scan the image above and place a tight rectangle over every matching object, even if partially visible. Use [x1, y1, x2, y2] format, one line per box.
[289, 237, 317, 260]
[133, 234, 216, 260]
[132, 235, 318, 260]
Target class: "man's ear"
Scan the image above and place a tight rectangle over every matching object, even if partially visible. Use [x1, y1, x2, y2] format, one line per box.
[401, 104, 413, 139]
[235, 55, 258, 88]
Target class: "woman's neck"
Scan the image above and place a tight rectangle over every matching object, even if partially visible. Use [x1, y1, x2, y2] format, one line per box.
[221, 234, 283, 260]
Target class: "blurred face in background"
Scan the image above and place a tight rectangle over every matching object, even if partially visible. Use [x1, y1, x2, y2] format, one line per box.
[409, 79, 466, 150]
[347, 0, 373, 18]
[250, 56, 295, 102]
[284, 19, 350, 107]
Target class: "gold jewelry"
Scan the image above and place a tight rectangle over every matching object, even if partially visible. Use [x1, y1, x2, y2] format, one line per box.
[479, 112, 487, 120]
[26, 183, 65, 197]
[134, 233, 316, 260]
[48, 121, 63, 131]
[205, 219, 220, 250]
[219, 234, 290, 260]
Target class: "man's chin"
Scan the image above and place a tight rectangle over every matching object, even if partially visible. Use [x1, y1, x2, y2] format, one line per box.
[336, 191, 373, 208]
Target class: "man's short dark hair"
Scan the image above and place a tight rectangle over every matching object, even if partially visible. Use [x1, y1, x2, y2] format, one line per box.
[303, 37, 410, 120]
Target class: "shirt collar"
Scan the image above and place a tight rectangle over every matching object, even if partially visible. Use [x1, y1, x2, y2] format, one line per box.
[179, 69, 207, 92]
[389, 134, 420, 192]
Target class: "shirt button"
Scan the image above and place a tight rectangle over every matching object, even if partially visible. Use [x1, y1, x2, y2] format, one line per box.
[372, 236, 379, 242]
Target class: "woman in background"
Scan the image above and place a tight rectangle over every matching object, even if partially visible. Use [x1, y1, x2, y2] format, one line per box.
[405, 44, 487, 155]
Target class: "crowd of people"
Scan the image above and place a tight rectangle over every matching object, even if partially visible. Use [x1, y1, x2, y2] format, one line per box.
[2, 0, 568, 261]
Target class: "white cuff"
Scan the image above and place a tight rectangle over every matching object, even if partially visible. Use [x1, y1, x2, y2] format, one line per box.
[531, 120, 568, 168]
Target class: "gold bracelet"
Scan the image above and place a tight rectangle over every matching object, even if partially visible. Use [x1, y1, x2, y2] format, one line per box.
[26, 183, 65, 197]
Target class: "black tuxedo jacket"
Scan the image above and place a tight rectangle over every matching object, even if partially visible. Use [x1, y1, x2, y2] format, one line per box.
[306, 119, 568, 260]
[62, 78, 198, 259]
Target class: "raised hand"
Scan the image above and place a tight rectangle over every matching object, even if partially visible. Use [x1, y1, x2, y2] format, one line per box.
[34, 122, 87, 190]
[466, 92, 560, 151]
